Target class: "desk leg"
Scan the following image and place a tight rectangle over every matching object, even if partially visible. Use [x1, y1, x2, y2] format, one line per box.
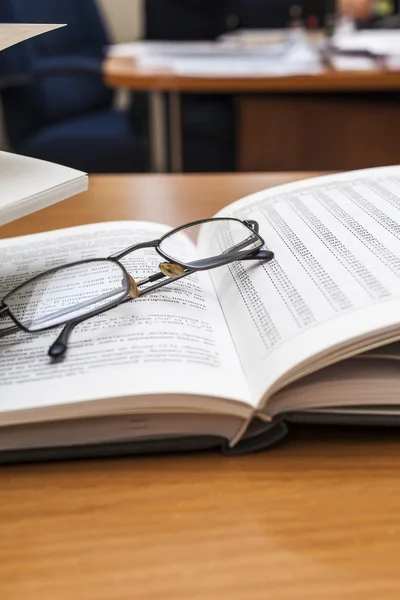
[149, 91, 168, 173]
[169, 91, 183, 173]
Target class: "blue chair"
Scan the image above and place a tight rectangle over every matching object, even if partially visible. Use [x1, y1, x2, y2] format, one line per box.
[0, 0, 149, 173]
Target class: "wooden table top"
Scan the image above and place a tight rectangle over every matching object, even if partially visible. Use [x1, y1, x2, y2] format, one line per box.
[105, 55, 400, 93]
[2, 173, 400, 600]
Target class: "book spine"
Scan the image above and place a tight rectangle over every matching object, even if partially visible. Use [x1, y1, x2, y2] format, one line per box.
[222, 420, 289, 455]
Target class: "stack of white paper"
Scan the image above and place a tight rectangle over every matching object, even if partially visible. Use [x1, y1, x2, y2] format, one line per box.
[0, 24, 88, 228]
[330, 55, 378, 71]
[0, 152, 88, 227]
[332, 30, 400, 56]
[108, 38, 322, 77]
[331, 30, 400, 71]
[108, 41, 225, 60]
[171, 56, 321, 77]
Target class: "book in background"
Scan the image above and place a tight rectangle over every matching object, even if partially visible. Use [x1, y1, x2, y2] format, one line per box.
[0, 151, 88, 228]
[0, 24, 88, 229]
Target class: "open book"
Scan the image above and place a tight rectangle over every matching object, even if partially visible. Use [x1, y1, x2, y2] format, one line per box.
[1, 166, 400, 461]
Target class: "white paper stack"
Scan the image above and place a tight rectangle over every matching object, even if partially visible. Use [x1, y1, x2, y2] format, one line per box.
[0, 151, 88, 227]
[108, 37, 322, 77]
[332, 30, 400, 56]
[0, 24, 87, 228]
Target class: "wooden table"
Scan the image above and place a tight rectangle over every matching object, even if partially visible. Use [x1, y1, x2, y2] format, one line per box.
[105, 56, 400, 94]
[2, 172, 400, 600]
[105, 55, 400, 174]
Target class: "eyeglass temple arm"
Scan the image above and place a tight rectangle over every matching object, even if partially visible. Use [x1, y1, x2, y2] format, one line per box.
[219, 221, 262, 255]
[0, 305, 19, 338]
[137, 268, 194, 296]
[0, 323, 19, 338]
[135, 248, 273, 290]
[176, 249, 273, 270]
[48, 318, 87, 359]
[136, 247, 273, 295]
[221, 235, 264, 256]
[240, 249, 274, 261]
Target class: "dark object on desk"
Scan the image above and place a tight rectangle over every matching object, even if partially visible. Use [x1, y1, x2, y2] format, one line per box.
[0, 0, 149, 174]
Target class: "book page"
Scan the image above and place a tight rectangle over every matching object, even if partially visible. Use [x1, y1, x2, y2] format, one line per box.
[0, 24, 65, 51]
[0, 222, 251, 425]
[199, 166, 400, 410]
[267, 357, 400, 417]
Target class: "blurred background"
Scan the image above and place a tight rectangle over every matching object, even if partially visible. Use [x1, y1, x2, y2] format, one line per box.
[1, 0, 400, 175]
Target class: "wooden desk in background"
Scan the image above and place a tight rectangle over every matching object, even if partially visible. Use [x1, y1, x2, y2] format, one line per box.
[105, 56, 400, 173]
[2, 172, 400, 600]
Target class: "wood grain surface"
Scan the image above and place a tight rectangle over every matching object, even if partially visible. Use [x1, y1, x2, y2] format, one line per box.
[2, 173, 400, 600]
[238, 95, 400, 172]
[0, 172, 314, 239]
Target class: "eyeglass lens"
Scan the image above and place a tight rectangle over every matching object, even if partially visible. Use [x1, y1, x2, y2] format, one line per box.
[159, 220, 261, 267]
[4, 260, 128, 332]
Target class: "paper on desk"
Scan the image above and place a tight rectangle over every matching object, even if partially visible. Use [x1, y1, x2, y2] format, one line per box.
[385, 55, 400, 71]
[170, 57, 322, 77]
[108, 41, 228, 59]
[330, 55, 377, 71]
[111, 39, 322, 77]
[218, 29, 289, 47]
[332, 30, 400, 56]
[0, 23, 65, 52]
[0, 151, 87, 228]
[169, 45, 322, 77]
[108, 39, 298, 62]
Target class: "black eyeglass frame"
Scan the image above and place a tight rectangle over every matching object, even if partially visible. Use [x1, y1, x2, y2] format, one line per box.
[0, 217, 273, 358]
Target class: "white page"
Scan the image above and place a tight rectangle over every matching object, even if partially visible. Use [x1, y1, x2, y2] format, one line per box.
[199, 166, 400, 409]
[107, 41, 225, 59]
[0, 222, 251, 424]
[0, 151, 87, 227]
[170, 56, 322, 77]
[108, 39, 321, 77]
[332, 31, 400, 56]
[218, 29, 289, 46]
[330, 55, 377, 71]
[108, 40, 290, 60]
[0, 24, 65, 51]
[267, 356, 400, 416]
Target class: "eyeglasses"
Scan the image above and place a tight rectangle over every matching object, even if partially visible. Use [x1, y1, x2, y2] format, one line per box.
[0, 217, 273, 360]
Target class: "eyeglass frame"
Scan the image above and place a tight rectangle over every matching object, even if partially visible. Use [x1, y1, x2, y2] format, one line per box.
[0, 217, 274, 359]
